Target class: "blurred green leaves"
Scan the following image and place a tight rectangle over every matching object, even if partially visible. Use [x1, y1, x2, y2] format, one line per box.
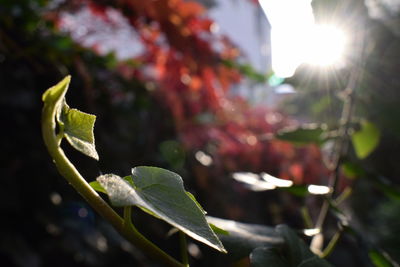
[251, 247, 287, 267]
[250, 225, 331, 267]
[351, 120, 380, 159]
[369, 249, 397, 267]
[207, 217, 331, 266]
[276, 124, 327, 146]
[206, 216, 283, 260]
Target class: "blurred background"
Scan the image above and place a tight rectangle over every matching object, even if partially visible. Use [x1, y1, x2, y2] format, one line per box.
[1, 0, 400, 266]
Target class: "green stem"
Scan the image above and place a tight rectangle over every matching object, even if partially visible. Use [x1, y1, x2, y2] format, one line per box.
[42, 99, 183, 267]
[321, 230, 342, 258]
[301, 206, 313, 229]
[124, 206, 134, 227]
[334, 187, 352, 206]
[179, 231, 189, 267]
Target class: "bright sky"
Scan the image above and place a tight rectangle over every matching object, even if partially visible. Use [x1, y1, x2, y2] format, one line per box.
[259, 0, 347, 77]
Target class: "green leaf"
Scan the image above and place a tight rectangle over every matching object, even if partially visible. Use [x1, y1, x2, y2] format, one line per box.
[250, 247, 288, 267]
[351, 120, 380, 159]
[96, 167, 226, 253]
[209, 223, 229, 236]
[206, 216, 283, 260]
[89, 181, 106, 194]
[369, 250, 395, 267]
[276, 225, 307, 266]
[278, 185, 309, 197]
[186, 191, 206, 215]
[276, 225, 331, 267]
[60, 105, 99, 160]
[42, 75, 71, 105]
[42, 75, 99, 160]
[374, 182, 400, 202]
[276, 124, 326, 145]
[341, 161, 365, 179]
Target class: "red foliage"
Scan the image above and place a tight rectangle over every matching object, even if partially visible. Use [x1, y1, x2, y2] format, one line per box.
[54, 0, 331, 185]
[179, 100, 330, 185]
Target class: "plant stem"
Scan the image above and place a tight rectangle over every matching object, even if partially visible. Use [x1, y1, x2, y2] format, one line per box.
[179, 231, 190, 267]
[311, 27, 366, 254]
[310, 88, 354, 254]
[321, 230, 342, 258]
[124, 206, 134, 226]
[42, 99, 184, 267]
[301, 206, 314, 229]
[334, 187, 352, 206]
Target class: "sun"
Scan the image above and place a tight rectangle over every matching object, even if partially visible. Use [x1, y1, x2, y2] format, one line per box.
[270, 23, 347, 77]
[304, 25, 347, 67]
[259, 0, 348, 78]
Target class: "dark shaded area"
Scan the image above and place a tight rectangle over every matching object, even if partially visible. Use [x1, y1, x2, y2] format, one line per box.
[0, 1, 178, 266]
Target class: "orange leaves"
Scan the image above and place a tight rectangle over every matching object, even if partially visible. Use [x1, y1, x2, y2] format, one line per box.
[187, 18, 214, 33]
[176, 1, 205, 18]
[76, 0, 242, 111]
[188, 75, 203, 91]
[217, 65, 241, 91]
[118, 0, 207, 44]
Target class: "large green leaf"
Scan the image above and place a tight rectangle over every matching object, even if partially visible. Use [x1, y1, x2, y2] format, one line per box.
[96, 167, 226, 253]
[351, 120, 380, 159]
[276, 124, 326, 145]
[59, 105, 99, 160]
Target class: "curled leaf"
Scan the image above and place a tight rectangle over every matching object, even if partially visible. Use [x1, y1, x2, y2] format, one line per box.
[42, 76, 99, 160]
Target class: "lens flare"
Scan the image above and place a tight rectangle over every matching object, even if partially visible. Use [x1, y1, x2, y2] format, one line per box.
[259, 0, 348, 77]
[305, 25, 347, 67]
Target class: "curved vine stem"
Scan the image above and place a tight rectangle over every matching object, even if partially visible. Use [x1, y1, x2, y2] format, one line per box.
[41, 81, 184, 267]
[311, 23, 367, 255]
